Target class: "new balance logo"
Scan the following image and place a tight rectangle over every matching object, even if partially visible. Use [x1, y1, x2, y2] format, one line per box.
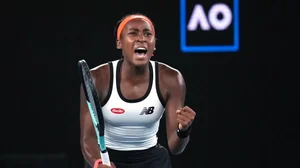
[139, 106, 155, 115]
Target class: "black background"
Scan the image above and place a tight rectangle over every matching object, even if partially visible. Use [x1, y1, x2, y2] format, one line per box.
[1, 0, 296, 167]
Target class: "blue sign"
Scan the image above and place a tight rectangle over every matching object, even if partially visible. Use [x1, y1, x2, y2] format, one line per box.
[180, 0, 240, 53]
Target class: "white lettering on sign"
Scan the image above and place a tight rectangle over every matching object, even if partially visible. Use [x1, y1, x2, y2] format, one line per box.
[187, 3, 232, 31]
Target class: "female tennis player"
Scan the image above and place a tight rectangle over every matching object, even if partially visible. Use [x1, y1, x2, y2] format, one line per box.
[80, 13, 196, 168]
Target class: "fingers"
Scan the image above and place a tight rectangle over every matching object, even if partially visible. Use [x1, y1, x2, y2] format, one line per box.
[176, 107, 195, 120]
[177, 113, 192, 122]
[180, 111, 195, 120]
[177, 113, 193, 126]
[177, 116, 191, 127]
[182, 106, 196, 116]
[182, 106, 192, 112]
[98, 162, 116, 168]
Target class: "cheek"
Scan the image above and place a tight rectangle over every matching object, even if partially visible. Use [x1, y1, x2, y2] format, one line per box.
[121, 38, 134, 48]
[149, 35, 156, 42]
[149, 38, 156, 46]
[126, 37, 135, 43]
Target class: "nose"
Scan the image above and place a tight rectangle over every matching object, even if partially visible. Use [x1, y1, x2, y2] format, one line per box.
[136, 33, 146, 42]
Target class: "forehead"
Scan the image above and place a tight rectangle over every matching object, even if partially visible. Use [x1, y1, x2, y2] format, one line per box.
[124, 19, 153, 31]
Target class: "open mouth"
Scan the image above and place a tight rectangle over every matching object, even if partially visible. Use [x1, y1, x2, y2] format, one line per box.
[134, 47, 147, 57]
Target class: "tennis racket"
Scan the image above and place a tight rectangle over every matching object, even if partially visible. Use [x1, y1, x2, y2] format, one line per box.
[78, 59, 111, 166]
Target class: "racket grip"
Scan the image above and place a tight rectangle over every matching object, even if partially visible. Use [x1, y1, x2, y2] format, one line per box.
[100, 151, 111, 166]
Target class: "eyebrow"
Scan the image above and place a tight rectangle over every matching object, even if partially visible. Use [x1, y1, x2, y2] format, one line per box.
[128, 28, 152, 32]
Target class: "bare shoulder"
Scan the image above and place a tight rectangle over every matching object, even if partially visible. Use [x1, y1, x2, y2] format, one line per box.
[157, 62, 185, 88]
[90, 62, 110, 80]
[88, 62, 112, 100]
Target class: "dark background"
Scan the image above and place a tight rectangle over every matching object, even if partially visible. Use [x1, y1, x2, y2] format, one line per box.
[1, 0, 295, 167]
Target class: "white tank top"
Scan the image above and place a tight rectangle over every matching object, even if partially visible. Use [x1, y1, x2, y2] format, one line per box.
[101, 59, 165, 151]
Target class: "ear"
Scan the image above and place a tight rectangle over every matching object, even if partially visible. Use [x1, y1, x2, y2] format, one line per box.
[116, 40, 122, 49]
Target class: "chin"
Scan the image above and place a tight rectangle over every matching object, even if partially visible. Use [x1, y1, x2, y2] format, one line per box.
[132, 60, 149, 68]
[132, 54, 151, 67]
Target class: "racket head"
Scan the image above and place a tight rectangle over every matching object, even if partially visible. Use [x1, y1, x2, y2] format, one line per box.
[78, 59, 106, 151]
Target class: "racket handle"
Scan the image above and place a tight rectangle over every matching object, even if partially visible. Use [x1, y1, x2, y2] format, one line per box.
[100, 151, 111, 166]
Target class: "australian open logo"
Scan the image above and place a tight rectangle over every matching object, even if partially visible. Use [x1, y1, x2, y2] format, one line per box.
[180, 0, 240, 53]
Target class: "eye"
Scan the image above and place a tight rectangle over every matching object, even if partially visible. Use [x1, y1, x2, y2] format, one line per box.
[129, 32, 137, 35]
[145, 32, 152, 36]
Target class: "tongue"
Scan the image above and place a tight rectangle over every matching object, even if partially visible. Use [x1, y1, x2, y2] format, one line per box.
[135, 52, 146, 57]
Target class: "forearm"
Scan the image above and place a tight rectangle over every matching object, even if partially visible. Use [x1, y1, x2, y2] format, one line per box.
[81, 138, 101, 166]
[168, 130, 190, 155]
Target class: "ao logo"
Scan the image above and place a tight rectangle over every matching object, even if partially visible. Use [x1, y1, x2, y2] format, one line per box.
[187, 3, 232, 31]
[180, 0, 240, 53]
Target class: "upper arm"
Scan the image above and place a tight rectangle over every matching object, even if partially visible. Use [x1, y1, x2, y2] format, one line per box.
[161, 66, 186, 141]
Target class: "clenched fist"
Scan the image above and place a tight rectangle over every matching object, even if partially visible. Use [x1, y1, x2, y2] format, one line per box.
[176, 106, 196, 131]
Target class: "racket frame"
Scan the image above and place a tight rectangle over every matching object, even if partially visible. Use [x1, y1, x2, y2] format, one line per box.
[78, 60, 111, 166]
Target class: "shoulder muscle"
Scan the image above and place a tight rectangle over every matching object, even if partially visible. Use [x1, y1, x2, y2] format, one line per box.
[90, 62, 111, 102]
[158, 62, 186, 102]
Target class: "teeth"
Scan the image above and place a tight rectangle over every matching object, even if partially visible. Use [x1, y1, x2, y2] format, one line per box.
[136, 47, 146, 50]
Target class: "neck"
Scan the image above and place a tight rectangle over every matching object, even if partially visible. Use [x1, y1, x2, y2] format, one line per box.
[121, 60, 149, 80]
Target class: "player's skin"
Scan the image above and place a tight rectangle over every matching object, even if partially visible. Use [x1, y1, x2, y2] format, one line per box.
[80, 17, 196, 168]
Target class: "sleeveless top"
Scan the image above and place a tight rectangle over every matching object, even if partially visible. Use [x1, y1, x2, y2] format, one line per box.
[101, 59, 165, 151]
